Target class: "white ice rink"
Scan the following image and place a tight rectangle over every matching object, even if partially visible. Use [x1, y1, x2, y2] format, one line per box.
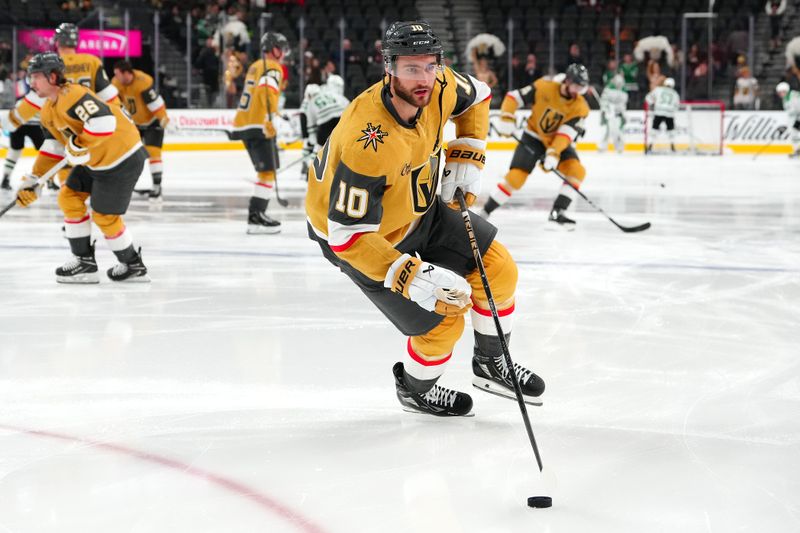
[0, 149, 798, 533]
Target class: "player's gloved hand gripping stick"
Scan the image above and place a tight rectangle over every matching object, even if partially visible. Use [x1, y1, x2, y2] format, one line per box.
[0, 158, 69, 219]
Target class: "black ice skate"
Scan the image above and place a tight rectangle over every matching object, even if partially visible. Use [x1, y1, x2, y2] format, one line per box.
[547, 208, 576, 231]
[393, 362, 473, 417]
[56, 252, 99, 284]
[107, 248, 151, 282]
[472, 354, 545, 406]
[148, 184, 163, 202]
[247, 210, 281, 234]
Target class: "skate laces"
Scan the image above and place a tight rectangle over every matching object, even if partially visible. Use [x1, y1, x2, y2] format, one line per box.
[62, 256, 83, 272]
[110, 262, 130, 276]
[423, 384, 458, 408]
[494, 355, 534, 384]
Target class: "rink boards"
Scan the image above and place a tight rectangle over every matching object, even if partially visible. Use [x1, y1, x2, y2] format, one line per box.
[1, 108, 795, 155]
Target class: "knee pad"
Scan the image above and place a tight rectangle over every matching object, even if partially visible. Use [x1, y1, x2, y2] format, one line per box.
[467, 240, 517, 309]
[57, 185, 90, 220]
[91, 212, 125, 238]
[410, 314, 465, 359]
[504, 168, 530, 191]
[556, 158, 586, 188]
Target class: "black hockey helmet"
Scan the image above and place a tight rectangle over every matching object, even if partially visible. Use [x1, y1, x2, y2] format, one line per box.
[564, 63, 590, 88]
[54, 23, 79, 48]
[260, 31, 290, 57]
[382, 21, 443, 66]
[27, 52, 67, 84]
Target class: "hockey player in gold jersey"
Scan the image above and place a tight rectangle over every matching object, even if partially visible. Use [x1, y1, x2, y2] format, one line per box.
[305, 21, 544, 416]
[113, 60, 169, 201]
[231, 32, 288, 234]
[14, 53, 150, 283]
[485, 64, 591, 230]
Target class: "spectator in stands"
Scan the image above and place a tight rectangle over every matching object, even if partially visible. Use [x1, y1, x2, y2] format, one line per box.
[305, 53, 323, 85]
[733, 66, 759, 110]
[223, 48, 246, 108]
[621, 53, 639, 105]
[726, 24, 749, 66]
[195, 37, 221, 107]
[686, 44, 701, 76]
[366, 40, 384, 80]
[338, 39, 363, 66]
[79, 0, 93, 16]
[765, 0, 787, 51]
[521, 53, 543, 85]
[322, 59, 337, 83]
[687, 61, 709, 100]
[561, 42, 585, 73]
[602, 58, 619, 86]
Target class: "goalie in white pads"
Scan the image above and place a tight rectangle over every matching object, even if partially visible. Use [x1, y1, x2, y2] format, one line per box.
[775, 82, 800, 157]
[645, 77, 680, 153]
[599, 74, 628, 153]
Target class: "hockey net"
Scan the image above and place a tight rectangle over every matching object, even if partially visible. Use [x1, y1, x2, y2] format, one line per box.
[644, 100, 724, 155]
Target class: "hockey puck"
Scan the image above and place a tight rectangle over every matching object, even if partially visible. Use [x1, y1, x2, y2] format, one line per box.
[660, 183, 666, 188]
[527, 496, 552, 508]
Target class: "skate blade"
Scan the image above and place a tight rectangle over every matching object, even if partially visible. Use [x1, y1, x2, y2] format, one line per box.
[400, 406, 475, 418]
[112, 274, 152, 283]
[472, 377, 543, 406]
[56, 273, 100, 284]
[544, 222, 575, 232]
[247, 225, 281, 235]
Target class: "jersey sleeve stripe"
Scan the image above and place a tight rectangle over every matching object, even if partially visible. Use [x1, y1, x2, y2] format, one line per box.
[554, 131, 574, 142]
[40, 139, 65, 159]
[96, 85, 119, 103]
[23, 96, 42, 110]
[40, 150, 65, 160]
[84, 115, 117, 136]
[329, 231, 365, 252]
[146, 97, 166, 113]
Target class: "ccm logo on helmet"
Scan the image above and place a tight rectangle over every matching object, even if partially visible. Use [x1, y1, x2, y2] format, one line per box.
[448, 149, 486, 165]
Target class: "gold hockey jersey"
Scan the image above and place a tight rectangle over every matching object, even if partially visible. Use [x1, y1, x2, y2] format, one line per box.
[61, 52, 119, 103]
[33, 83, 143, 176]
[305, 67, 492, 281]
[502, 78, 589, 154]
[112, 69, 167, 127]
[231, 58, 282, 138]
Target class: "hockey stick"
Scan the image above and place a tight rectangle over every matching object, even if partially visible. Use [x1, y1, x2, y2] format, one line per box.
[751, 137, 776, 160]
[0, 158, 69, 219]
[510, 133, 651, 233]
[455, 188, 544, 472]
[261, 44, 289, 208]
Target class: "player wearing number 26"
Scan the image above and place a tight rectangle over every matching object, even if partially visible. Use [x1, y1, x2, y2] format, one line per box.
[306, 21, 545, 417]
[17, 53, 150, 284]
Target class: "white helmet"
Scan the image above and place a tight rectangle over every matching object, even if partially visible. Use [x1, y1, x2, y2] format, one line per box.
[663, 77, 675, 88]
[324, 74, 344, 96]
[304, 83, 320, 101]
[776, 81, 790, 95]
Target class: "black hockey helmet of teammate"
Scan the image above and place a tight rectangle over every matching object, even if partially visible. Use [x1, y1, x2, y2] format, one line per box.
[27, 52, 67, 85]
[260, 32, 290, 57]
[564, 63, 590, 88]
[54, 23, 79, 48]
[382, 21, 443, 69]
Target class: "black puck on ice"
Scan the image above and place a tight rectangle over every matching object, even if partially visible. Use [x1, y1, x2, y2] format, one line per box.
[527, 496, 552, 508]
[660, 183, 666, 188]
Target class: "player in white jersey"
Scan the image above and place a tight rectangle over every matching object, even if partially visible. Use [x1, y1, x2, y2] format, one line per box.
[307, 74, 350, 149]
[298, 83, 321, 175]
[1, 77, 46, 190]
[599, 75, 628, 153]
[645, 77, 680, 153]
[775, 82, 800, 157]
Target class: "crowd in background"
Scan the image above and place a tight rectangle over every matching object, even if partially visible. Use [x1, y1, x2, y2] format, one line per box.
[0, 0, 798, 112]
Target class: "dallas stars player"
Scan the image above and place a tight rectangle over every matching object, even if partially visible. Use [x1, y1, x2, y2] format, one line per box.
[112, 60, 170, 200]
[775, 81, 800, 157]
[231, 32, 289, 234]
[599, 74, 628, 153]
[486, 64, 591, 230]
[645, 77, 680, 154]
[15, 53, 150, 283]
[305, 21, 545, 417]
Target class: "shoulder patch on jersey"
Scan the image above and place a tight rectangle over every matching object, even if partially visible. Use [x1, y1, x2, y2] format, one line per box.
[357, 122, 389, 152]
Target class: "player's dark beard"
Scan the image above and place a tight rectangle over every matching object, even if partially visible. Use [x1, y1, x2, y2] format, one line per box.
[393, 80, 433, 108]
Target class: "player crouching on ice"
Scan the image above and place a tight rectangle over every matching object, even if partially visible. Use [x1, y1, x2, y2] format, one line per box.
[305, 21, 544, 416]
[14, 53, 150, 283]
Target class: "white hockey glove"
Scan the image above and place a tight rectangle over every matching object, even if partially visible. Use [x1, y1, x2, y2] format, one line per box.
[385, 253, 472, 317]
[65, 136, 90, 166]
[1, 110, 21, 133]
[15, 173, 42, 208]
[493, 112, 517, 137]
[542, 148, 559, 172]
[441, 138, 486, 207]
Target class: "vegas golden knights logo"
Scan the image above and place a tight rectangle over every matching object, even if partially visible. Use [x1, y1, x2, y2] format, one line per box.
[410, 154, 440, 214]
[538, 108, 564, 134]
